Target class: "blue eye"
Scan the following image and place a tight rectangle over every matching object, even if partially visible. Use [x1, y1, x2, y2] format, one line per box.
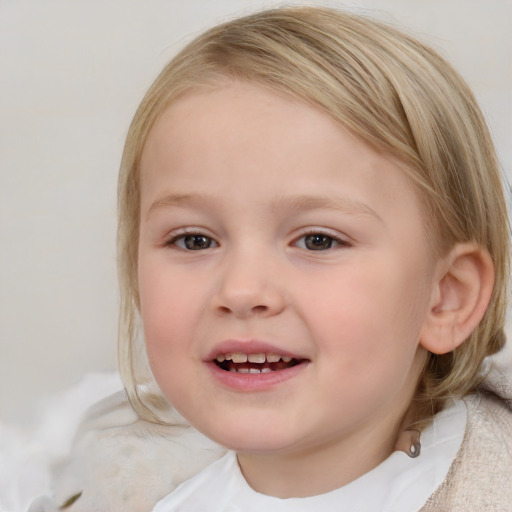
[296, 233, 346, 251]
[171, 234, 218, 250]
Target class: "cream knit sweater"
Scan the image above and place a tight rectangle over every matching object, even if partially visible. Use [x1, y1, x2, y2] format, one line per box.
[420, 393, 512, 511]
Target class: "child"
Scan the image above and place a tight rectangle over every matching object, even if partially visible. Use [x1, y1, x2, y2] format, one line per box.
[49, 6, 511, 511]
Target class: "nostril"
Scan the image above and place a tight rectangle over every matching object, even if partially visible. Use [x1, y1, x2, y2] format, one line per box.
[215, 304, 268, 316]
[252, 305, 269, 313]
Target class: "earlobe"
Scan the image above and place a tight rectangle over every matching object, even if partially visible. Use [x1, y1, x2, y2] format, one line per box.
[420, 243, 495, 355]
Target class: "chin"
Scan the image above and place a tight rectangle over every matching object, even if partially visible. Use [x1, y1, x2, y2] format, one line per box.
[197, 421, 298, 454]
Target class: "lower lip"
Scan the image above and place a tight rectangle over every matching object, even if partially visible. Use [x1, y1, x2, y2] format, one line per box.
[206, 361, 308, 391]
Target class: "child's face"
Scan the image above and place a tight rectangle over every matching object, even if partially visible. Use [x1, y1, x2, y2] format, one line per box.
[138, 82, 437, 463]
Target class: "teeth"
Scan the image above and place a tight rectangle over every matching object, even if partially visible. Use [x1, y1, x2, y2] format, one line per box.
[233, 367, 275, 374]
[231, 353, 248, 363]
[248, 353, 266, 363]
[215, 352, 295, 364]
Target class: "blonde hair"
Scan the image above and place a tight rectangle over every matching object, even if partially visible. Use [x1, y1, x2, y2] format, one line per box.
[117, 7, 510, 423]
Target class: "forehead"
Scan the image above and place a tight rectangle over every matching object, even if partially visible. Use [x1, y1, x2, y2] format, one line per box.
[139, 82, 423, 225]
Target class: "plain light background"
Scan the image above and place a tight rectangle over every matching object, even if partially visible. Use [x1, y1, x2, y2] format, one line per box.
[1, 0, 511, 425]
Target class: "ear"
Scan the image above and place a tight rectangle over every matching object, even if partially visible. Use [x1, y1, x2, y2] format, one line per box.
[420, 243, 495, 355]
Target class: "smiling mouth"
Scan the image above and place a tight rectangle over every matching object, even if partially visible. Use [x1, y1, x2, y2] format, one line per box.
[214, 352, 303, 374]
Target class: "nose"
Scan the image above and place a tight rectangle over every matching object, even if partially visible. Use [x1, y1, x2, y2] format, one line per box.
[212, 249, 286, 319]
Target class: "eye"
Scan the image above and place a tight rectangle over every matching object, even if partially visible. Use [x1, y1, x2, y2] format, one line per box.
[170, 233, 218, 251]
[295, 233, 347, 251]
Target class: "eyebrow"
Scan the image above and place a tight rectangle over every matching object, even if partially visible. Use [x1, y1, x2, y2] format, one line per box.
[149, 193, 197, 208]
[147, 192, 382, 222]
[146, 193, 204, 219]
[270, 194, 382, 221]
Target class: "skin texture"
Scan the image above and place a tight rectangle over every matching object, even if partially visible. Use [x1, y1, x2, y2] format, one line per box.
[137, 82, 445, 498]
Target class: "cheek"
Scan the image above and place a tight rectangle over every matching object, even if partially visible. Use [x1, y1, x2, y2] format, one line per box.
[138, 261, 197, 368]
[303, 259, 429, 363]
[303, 272, 427, 419]
[139, 271, 200, 407]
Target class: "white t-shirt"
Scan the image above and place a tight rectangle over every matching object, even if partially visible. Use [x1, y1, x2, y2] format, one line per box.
[153, 399, 467, 512]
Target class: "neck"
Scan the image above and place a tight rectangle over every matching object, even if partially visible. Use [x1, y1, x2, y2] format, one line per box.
[236, 412, 403, 498]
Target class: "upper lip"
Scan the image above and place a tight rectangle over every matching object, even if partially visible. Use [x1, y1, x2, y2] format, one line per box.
[204, 339, 307, 362]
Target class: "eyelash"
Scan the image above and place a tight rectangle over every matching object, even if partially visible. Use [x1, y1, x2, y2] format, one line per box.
[165, 229, 350, 252]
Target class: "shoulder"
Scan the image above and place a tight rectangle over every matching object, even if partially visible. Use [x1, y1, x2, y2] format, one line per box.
[421, 392, 512, 511]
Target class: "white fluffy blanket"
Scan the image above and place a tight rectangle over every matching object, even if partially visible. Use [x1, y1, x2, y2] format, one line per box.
[0, 374, 225, 512]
